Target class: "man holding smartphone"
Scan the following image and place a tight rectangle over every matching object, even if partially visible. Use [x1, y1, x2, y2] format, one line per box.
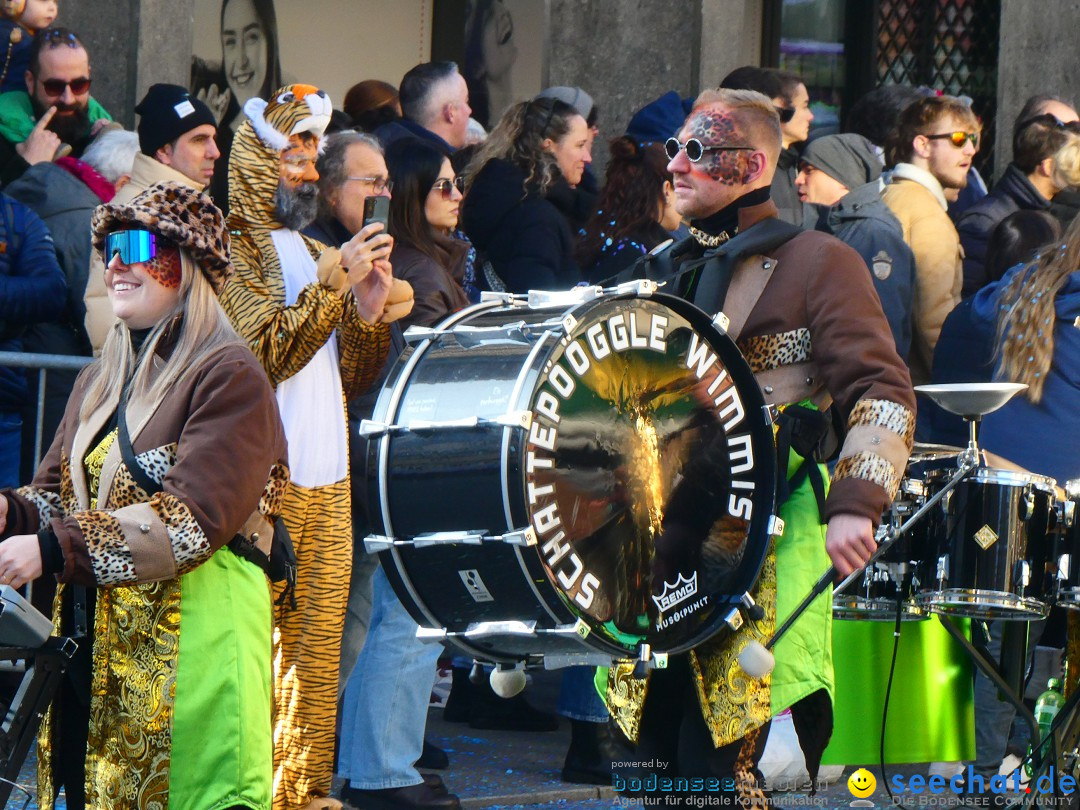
[220, 86, 413, 810]
[307, 130, 461, 810]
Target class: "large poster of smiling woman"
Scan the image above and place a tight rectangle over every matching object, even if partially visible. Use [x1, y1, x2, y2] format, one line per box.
[190, 0, 433, 205]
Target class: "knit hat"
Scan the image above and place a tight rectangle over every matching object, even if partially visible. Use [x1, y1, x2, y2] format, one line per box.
[800, 133, 882, 191]
[536, 86, 594, 120]
[625, 91, 693, 147]
[135, 84, 217, 157]
[91, 181, 232, 293]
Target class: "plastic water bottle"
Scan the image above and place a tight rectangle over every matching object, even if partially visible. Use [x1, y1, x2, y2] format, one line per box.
[1035, 677, 1066, 751]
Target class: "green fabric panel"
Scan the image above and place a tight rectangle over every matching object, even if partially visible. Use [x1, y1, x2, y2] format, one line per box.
[823, 616, 974, 764]
[771, 449, 834, 713]
[170, 549, 273, 810]
[0, 92, 113, 143]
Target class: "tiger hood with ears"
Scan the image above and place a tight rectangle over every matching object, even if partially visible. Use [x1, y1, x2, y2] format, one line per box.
[227, 83, 332, 233]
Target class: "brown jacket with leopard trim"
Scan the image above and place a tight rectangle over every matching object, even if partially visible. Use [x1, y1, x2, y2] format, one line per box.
[4, 340, 288, 586]
[665, 199, 916, 519]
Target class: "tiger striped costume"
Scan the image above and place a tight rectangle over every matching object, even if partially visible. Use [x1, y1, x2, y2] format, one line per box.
[220, 85, 390, 810]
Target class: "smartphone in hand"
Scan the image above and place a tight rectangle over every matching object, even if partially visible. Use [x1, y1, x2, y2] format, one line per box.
[363, 196, 390, 231]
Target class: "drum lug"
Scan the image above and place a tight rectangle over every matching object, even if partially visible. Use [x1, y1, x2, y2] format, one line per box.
[1058, 553, 1071, 583]
[723, 607, 744, 632]
[740, 592, 765, 622]
[462, 620, 537, 638]
[1021, 492, 1036, 521]
[479, 291, 518, 305]
[767, 515, 785, 537]
[1016, 559, 1032, 589]
[498, 527, 537, 547]
[612, 278, 659, 297]
[363, 534, 394, 553]
[762, 404, 779, 425]
[631, 643, 668, 678]
[414, 531, 486, 547]
[358, 419, 390, 438]
[415, 626, 447, 642]
[527, 286, 602, 312]
[936, 554, 949, 586]
[711, 311, 731, 334]
[492, 410, 533, 430]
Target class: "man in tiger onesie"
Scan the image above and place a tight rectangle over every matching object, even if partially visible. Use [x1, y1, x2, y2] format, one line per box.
[219, 84, 413, 810]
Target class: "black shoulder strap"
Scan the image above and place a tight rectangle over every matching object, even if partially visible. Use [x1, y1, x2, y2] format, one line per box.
[117, 379, 162, 497]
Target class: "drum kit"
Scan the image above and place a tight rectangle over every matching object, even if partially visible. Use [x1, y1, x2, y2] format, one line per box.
[835, 383, 1077, 627]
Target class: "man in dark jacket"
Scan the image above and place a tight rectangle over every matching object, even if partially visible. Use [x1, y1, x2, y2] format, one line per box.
[796, 133, 915, 359]
[956, 99, 1079, 297]
[0, 192, 66, 486]
[375, 61, 470, 154]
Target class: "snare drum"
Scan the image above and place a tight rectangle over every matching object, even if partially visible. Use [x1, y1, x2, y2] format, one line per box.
[916, 467, 1057, 620]
[833, 477, 929, 621]
[363, 290, 779, 665]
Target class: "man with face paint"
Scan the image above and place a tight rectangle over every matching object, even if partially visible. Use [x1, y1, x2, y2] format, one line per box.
[220, 85, 413, 810]
[607, 88, 916, 804]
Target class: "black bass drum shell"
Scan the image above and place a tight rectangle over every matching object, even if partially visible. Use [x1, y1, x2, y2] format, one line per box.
[365, 292, 777, 663]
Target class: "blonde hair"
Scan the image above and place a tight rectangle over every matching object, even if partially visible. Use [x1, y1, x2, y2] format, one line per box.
[691, 87, 782, 160]
[80, 251, 242, 420]
[1052, 134, 1080, 190]
[995, 215, 1080, 402]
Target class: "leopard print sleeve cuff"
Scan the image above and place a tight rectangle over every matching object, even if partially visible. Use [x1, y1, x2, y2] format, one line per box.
[833, 398, 916, 500]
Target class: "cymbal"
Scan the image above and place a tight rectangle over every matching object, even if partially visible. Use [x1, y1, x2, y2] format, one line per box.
[909, 442, 963, 463]
[914, 382, 1027, 419]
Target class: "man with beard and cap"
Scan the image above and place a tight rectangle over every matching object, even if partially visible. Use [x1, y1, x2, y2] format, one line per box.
[219, 84, 413, 810]
[796, 132, 915, 359]
[0, 27, 112, 185]
[608, 87, 915, 805]
[83, 83, 221, 354]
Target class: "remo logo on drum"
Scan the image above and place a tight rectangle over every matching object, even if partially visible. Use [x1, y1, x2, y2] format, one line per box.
[522, 295, 776, 655]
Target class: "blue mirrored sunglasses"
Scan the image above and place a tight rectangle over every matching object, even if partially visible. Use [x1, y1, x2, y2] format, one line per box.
[105, 230, 159, 265]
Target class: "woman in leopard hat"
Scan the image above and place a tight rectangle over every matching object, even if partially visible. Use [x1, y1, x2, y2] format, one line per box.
[0, 180, 288, 810]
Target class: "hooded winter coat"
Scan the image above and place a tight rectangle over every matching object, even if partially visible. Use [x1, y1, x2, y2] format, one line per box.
[813, 182, 915, 359]
[955, 163, 1050, 298]
[460, 158, 582, 292]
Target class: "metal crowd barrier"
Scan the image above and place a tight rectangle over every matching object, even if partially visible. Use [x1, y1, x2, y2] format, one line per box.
[0, 351, 93, 467]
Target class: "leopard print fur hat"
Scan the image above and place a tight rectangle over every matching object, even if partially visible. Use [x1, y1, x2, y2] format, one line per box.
[92, 181, 232, 293]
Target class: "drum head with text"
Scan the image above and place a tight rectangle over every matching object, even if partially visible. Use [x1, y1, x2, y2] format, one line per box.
[521, 293, 777, 655]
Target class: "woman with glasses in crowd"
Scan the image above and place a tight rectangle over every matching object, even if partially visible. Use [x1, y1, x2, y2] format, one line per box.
[460, 96, 589, 293]
[0, 182, 287, 810]
[384, 139, 471, 329]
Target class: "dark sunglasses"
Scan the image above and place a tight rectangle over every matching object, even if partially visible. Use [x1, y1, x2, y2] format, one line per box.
[925, 130, 979, 148]
[664, 137, 754, 162]
[40, 76, 90, 97]
[431, 176, 465, 199]
[1016, 113, 1080, 134]
[106, 230, 164, 265]
[775, 106, 796, 124]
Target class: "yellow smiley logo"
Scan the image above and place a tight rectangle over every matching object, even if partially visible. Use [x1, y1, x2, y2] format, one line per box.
[848, 767, 877, 798]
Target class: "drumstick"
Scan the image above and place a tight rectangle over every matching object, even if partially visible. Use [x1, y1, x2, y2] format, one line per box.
[738, 459, 977, 679]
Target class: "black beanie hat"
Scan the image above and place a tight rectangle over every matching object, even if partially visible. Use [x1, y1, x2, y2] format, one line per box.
[135, 83, 216, 157]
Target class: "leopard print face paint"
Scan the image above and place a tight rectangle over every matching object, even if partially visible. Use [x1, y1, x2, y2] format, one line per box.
[144, 244, 182, 289]
[686, 110, 748, 185]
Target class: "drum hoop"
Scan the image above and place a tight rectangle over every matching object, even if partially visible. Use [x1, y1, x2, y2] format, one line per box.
[927, 466, 1057, 492]
[519, 291, 778, 651]
[501, 330, 568, 627]
[376, 298, 513, 661]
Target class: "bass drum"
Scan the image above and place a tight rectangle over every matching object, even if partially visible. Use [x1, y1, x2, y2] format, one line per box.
[364, 291, 778, 665]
